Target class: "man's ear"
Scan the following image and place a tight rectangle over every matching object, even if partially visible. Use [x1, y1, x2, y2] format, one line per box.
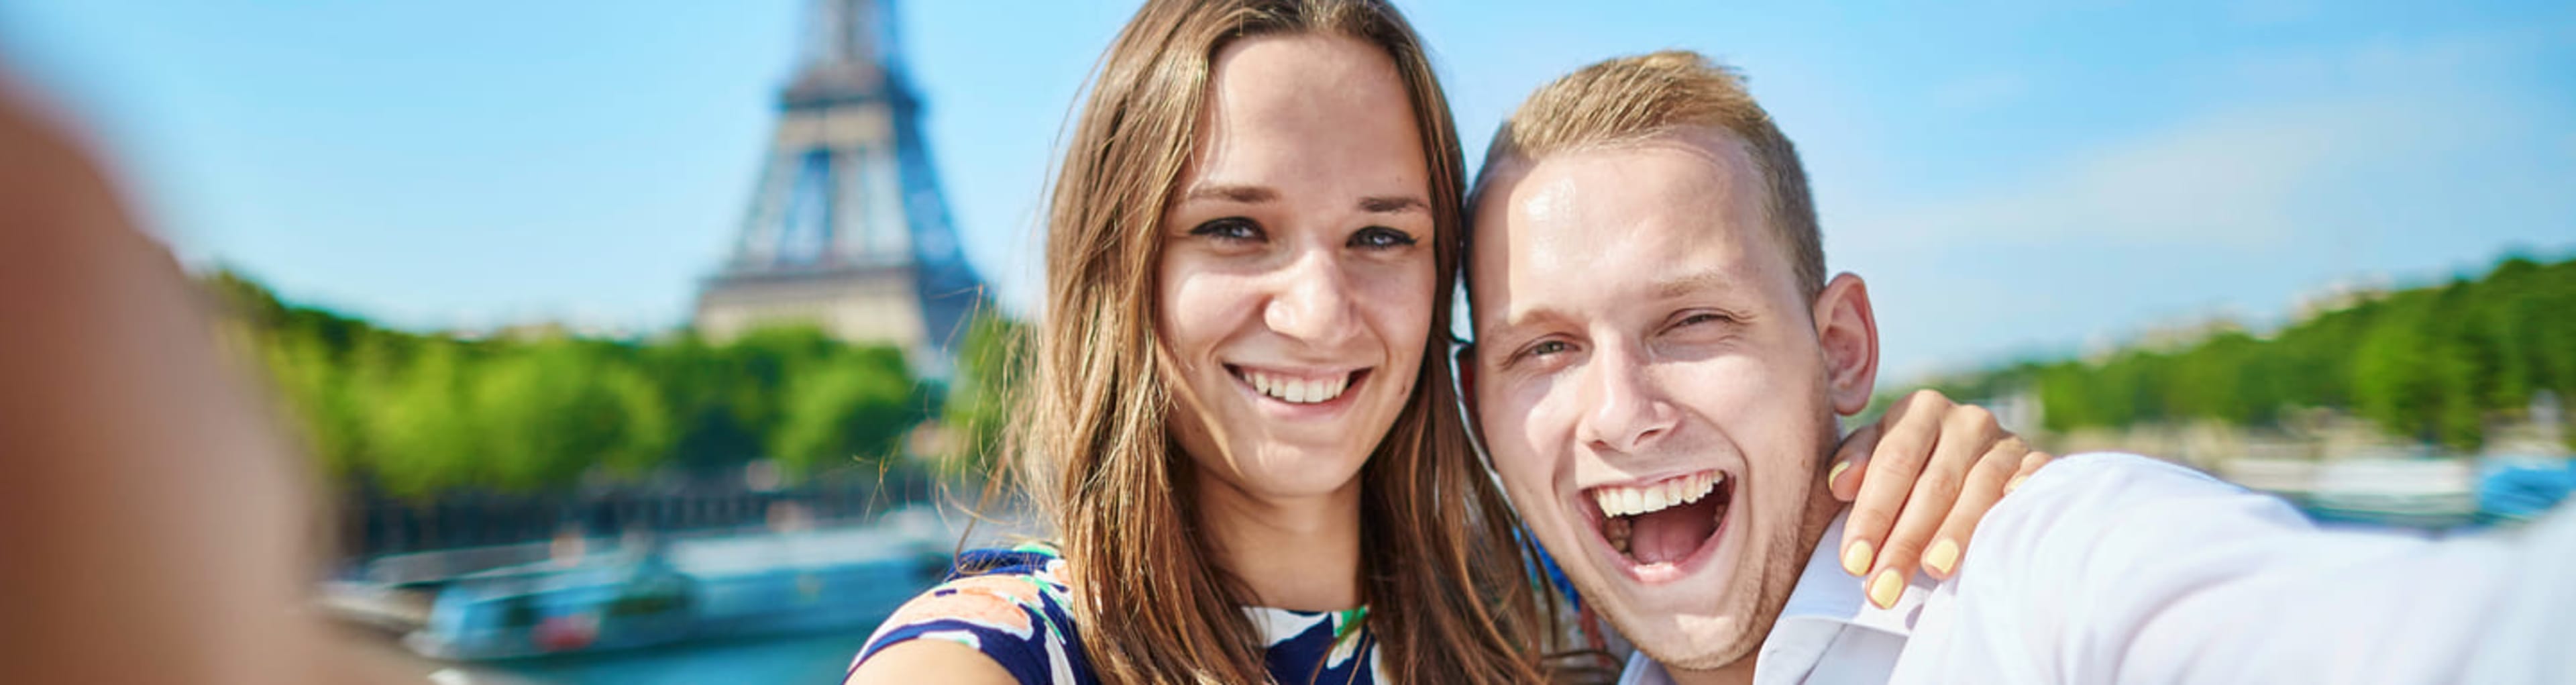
[1811, 272, 1880, 417]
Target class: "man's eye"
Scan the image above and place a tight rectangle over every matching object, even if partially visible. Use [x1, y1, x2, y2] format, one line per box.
[1190, 217, 1264, 242]
[1676, 312, 1729, 327]
[1348, 226, 1419, 249]
[1519, 339, 1570, 362]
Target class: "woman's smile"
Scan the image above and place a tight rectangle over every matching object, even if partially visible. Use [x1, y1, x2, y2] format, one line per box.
[1226, 364, 1375, 416]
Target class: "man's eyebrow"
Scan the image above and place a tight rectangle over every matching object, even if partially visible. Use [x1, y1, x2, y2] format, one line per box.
[1652, 269, 1739, 299]
[1476, 306, 1570, 348]
[1358, 195, 1429, 214]
[1182, 184, 1279, 204]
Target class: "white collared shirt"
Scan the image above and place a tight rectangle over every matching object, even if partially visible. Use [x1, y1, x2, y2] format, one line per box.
[1620, 452, 2576, 684]
[1616, 511, 1943, 685]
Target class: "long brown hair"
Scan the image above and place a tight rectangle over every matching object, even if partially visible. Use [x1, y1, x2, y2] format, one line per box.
[1002, 0, 1555, 682]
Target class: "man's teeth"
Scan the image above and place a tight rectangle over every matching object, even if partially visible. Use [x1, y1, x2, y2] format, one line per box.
[1246, 370, 1350, 405]
[1594, 472, 1721, 517]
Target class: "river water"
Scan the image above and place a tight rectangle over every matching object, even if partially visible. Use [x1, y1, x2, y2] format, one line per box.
[472, 627, 877, 685]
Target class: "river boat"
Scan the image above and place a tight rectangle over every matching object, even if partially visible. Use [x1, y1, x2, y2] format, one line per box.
[398, 523, 949, 661]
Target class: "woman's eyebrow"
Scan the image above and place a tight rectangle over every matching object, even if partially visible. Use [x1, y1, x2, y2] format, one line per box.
[1359, 195, 1428, 214]
[1183, 184, 1278, 204]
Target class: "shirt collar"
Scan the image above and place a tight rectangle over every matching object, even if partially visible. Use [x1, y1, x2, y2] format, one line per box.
[1773, 513, 1926, 631]
[1619, 510, 1931, 685]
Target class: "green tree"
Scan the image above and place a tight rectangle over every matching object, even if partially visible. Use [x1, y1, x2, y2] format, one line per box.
[938, 311, 1028, 475]
[261, 331, 367, 478]
[366, 341, 480, 500]
[472, 344, 674, 490]
[641, 331, 769, 472]
[771, 346, 920, 480]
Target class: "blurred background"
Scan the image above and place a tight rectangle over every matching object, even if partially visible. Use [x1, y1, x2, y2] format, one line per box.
[2, 1, 2570, 683]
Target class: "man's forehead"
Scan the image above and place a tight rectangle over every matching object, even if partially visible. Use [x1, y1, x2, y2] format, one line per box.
[1467, 137, 1778, 330]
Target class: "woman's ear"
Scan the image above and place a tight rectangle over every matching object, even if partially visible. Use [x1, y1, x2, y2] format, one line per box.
[1811, 273, 1880, 417]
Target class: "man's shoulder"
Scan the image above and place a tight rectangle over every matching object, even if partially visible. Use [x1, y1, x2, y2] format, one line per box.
[2022, 451, 2223, 489]
[1996, 452, 2259, 519]
[1959, 450, 2319, 591]
[1890, 452, 2312, 682]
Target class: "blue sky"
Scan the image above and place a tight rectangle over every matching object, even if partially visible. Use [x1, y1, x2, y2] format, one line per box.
[3, 1, 2570, 381]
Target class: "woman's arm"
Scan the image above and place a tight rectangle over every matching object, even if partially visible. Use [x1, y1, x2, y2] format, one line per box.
[845, 641, 1019, 685]
[1829, 390, 2053, 607]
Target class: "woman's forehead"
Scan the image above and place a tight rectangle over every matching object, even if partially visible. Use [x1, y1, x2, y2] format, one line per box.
[1190, 34, 1428, 195]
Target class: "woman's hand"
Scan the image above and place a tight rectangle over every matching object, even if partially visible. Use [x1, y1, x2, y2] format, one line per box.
[1827, 389, 2052, 608]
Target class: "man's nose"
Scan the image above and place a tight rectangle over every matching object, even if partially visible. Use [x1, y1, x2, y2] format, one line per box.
[1263, 251, 1362, 347]
[1575, 341, 1678, 455]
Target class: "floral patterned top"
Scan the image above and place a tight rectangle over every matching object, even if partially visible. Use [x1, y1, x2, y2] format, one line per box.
[849, 542, 1386, 684]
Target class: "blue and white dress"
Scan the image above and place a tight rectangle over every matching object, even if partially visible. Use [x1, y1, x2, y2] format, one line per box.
[849, 542, 1386, 684]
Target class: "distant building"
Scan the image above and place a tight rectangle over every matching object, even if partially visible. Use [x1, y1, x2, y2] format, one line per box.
[694, 0, 988, 377]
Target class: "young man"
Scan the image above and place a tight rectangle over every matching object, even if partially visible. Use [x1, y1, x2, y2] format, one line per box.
[1461, 50, 2576, 684]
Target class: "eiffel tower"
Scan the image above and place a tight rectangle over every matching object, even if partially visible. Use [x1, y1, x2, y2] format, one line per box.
[694, 0, 987, 375]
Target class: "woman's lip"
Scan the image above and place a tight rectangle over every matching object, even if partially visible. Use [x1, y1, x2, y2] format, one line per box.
[1225, 366, 1373, 417]
[1224, 362, 1368, 380]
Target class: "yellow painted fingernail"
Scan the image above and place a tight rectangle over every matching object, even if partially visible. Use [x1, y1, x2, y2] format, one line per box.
[1868, 569, 1905, 609]
[1828, 460, 1852, 487]
[1840, 539, 1874, 576]
[1925, 539, 1960, 576]
[2006, 474, 2030, 493]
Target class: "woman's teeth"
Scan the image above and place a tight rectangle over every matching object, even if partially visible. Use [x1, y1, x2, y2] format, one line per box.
[1246, 370, 1350, 405]
[1593, 472, 1721, 517]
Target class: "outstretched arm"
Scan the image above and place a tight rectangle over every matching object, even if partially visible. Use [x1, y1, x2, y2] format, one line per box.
[0, 72, 404, 685]
[1904, 452, 2576, 683]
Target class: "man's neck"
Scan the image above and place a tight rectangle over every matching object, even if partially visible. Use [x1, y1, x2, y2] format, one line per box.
[1666, 484, 1849, 685]
[1193, 468, 1365, 611]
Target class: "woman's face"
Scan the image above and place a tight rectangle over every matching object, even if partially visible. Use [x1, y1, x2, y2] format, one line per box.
[1157, 33, 1436, 501]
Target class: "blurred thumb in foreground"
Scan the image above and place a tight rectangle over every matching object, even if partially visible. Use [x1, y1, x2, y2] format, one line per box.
[0, 71, 400, 684]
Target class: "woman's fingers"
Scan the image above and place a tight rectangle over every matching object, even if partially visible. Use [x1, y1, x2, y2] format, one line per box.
[1860, 404, 2000, 607]
[1920, 439, 2037, 580]
[2008, 448, 2053, 493]
[1836, 390, 1949, 586]
[1826, 421, 1882, 501]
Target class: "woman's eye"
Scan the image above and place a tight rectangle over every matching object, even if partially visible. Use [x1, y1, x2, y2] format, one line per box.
[1348, 226, 1419, 250]
[1189, 217, 1264, 242]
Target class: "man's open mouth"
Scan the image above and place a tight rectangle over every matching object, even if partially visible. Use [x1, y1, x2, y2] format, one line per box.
[1589, 470, 1732, 568]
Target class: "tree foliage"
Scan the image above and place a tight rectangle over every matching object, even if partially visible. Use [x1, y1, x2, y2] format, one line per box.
[1920, 253, 2576, 453]
[936, 311, 1028, 476]
[207, 270, 969, 497]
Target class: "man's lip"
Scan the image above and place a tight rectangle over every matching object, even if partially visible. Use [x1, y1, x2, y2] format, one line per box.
[1577, 468, 1726, 494]
[1571, 468, 1737, 585]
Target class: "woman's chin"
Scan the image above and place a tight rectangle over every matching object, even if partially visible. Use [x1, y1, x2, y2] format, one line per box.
[1214, 444, 1373, 499]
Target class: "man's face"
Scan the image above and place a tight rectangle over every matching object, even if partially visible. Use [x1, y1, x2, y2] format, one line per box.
[1468, 134, 1873, 670]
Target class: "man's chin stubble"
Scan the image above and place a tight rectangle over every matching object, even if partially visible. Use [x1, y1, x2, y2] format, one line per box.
[1612, 482, 1843, 674]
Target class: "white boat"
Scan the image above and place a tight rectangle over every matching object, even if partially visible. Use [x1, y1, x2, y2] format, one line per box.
[394, 521, 950, 661]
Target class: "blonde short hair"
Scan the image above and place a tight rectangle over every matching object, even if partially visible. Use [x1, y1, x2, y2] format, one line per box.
[1474, 50, 1823, 298]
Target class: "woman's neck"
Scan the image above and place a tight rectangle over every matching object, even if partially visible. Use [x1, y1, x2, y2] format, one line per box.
[1193, 468, 1366, 612]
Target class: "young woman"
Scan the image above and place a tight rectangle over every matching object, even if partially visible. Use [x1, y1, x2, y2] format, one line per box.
[844, 1, 2043, 683]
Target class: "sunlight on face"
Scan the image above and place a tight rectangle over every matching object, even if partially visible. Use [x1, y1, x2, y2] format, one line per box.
[1470, 136, 1837, 670]
[1156, 34, 1435, 503]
